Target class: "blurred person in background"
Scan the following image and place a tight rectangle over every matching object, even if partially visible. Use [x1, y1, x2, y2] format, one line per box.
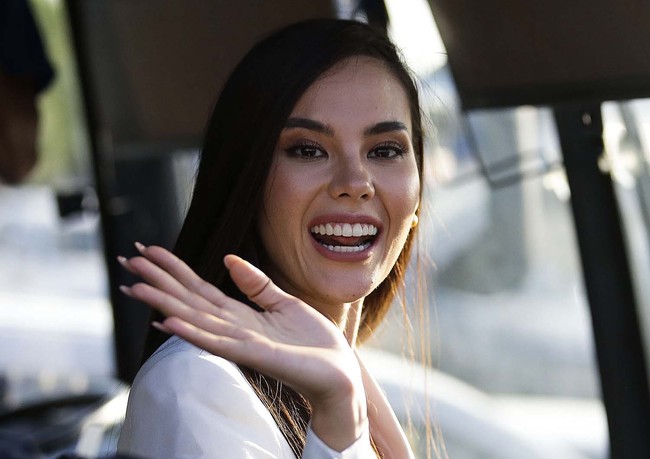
[0, 0, 53, 185]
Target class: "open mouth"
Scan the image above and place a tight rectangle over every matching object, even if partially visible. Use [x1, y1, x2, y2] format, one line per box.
[310, 223, 378, 253]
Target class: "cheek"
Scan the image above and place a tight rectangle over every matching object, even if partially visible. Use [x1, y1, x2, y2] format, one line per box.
[262, 168, 304, 222]
[392, 167, 421, 219]
[386, 169, 420, 250]
[258, 165, 311, 259]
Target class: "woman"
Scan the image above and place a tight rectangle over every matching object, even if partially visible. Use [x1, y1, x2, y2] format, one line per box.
[117, 18, 423, 459]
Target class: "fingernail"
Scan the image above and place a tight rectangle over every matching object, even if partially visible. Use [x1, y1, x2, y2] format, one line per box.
[135, 241, 146, 252]
[152, 321, 172, 334]
[223, 254, 239, 269]
[119, 285, 132, 296]
[117, 255, 128, 265]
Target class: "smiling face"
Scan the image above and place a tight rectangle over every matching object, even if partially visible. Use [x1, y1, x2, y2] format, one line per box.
[257, 56, 420, 318]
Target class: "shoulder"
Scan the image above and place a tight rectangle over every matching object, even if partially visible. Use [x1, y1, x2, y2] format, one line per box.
[127, 335, 262, 417]
[118, 336, 295, 458]
[135, 335, 247, 393]
[133, 336, 264, 418]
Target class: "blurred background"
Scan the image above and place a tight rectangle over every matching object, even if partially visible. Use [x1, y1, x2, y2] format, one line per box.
[2, 0, 650, 457]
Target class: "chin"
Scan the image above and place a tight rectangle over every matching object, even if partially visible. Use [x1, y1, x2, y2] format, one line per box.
[315, 281, 376, 304]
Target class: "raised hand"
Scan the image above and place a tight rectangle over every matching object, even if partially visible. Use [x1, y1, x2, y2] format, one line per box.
[118, 244, 368, 451]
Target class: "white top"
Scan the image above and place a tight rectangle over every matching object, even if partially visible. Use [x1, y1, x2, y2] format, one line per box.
[117, 336, 373, 458]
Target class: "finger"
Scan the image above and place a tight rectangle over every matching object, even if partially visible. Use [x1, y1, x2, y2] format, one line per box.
[136, 244, 228, 306]
[118, 252, 185, 297]
[160, 316, 298, 379]
[122, 282, 199, 320]
[161, 316, 264, 363]
[224, 255, 292, 311]
[124, 282, 240, 336]
[151, 320, 173, 335]
[125, 256, 226, 318]
[117, 255, 137, 275]
[126, 256, 186, 296]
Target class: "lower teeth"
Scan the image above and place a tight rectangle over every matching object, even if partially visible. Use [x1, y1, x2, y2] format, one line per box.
[322, 242, 371, 253]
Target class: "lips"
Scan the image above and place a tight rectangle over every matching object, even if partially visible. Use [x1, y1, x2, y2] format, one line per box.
[310, 222, 378, 253]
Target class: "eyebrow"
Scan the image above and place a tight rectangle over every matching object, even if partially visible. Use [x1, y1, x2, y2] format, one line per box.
[284, 117, 408, 137]
[284, 118, 333, 136]
[363, 121, 409, 136]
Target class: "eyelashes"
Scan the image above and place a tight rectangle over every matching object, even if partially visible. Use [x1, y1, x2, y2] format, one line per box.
[284, 139, 407, 161]
[368, 141, 406, 159]
[284, 140, 326, 160]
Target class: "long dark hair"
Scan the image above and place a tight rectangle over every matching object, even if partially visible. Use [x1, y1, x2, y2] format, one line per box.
[144, 18, 424, 456]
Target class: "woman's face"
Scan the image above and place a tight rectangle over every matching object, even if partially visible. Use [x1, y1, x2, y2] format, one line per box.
[258, 56, 420, 313]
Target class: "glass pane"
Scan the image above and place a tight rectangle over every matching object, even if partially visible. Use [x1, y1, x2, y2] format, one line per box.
[602, 99, 650, 376]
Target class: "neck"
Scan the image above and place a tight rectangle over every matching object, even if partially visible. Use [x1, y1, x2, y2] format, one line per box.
[301, 297, 364, 347]
[341, 300, 364, 346]
[257, 256, 364, 346]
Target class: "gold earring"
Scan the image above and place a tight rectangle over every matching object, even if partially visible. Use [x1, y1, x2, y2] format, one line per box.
[411, 214, 419, 228]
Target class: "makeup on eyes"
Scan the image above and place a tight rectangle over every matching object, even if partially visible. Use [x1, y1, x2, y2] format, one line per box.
[284, 139, 326, 159]
[368, 141, 407, 159]
[277, 111, 413, 168]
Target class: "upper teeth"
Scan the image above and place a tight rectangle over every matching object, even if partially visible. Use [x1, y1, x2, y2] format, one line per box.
[310, 223, 378, 237]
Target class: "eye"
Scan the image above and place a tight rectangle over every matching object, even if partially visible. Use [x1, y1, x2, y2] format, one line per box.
[285, 141, 327, 160]
[368, 142, 405, 159]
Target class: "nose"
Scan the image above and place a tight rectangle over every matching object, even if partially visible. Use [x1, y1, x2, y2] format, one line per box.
[328, 155, 375, 201]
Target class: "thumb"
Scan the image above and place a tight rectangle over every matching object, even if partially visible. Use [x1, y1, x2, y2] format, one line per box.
[224, 254, 288, 311]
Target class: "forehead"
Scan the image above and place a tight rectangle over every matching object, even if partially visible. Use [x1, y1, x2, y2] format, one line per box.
[289, 56, 412, 131]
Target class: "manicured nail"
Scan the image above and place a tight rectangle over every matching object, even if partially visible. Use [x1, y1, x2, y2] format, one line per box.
[119, 285, 132, 296]
[117, 255, 128, 265]
[135, 241, 146, 252]
[152, 321, 172, 334]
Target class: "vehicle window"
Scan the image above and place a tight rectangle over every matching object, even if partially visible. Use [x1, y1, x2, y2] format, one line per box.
[366, 1, 609, 457]
[0, 0, 114, 417]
